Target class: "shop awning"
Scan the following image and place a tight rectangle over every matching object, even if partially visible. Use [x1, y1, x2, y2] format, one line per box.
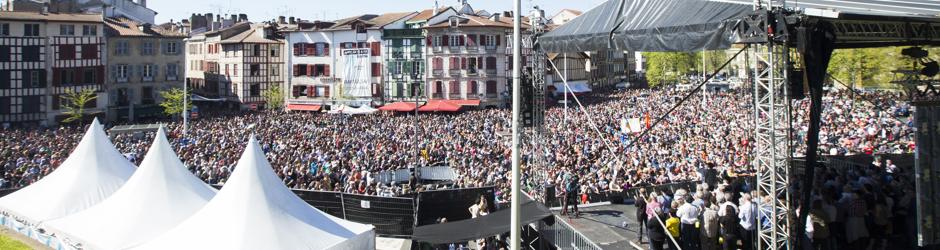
[378, 102, 418, 112]
[447, 100, 481, 106]
[286, 104, 322, 111]
[417, 100, 462, 112]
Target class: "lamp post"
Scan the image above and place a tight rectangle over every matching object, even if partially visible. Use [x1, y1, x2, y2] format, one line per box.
[510, 0, 522, 249]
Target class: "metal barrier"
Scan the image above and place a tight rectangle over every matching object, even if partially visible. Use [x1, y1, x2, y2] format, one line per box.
[536, 215, 603, 250]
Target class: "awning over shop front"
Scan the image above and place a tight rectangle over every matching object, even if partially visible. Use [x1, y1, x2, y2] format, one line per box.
[447, 100, 481, 106]
[378, 102, 418, 112]
[286, 104, 322, 112]
[417, 100, 462, 112]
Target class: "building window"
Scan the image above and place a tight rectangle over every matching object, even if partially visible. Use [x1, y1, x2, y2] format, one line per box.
[22, 46, 40, 61]
[167, 63, 178, 79]
[143, 64, 154, 80]
[142, 41, 154, 55]
[249, 64, 260, 76]
[253, 44, 261, 57]
[165, 42, 178, 54]
[60, 25, 75, 36]
[249, 84, 260, 97]
[142, 87, 155, 104]
[23, 24, 39, 37]
[449, 17, 459, 28]
[30, 70, 41, 87]
[117, 64, 129, 81]
[116, 40, 128, 55]
[0, 23, 8, 36]
[270, 64, 280, 76]
[233, 64, 238, 76]
[270, 45, 279, 57]
[0, 45, 9, 62]
[83, 68, 96, 83]
[22, 96, 40, 114]
[82, 25, 97, 36]
[355, 24, 366, 34]
[61, 69, 75, 85]
[58, 45, 76, 60]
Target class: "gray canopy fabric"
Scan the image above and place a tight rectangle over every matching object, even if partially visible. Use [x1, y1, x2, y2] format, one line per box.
[540, 0, 752, 53]
[715, 0, 940, 18]
[539, 0, 624, 53]
[611, 0, 752, 52]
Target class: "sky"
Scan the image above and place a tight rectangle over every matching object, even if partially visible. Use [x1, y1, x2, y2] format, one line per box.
[149, 0, 608, 24]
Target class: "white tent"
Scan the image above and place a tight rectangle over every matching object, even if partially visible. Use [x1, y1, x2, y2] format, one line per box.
[134, 136, 375, 250]
[553, 81, 593, 95]
[0, 119, 136, 225]
[44, 127, 216, 250]
[328, 104, 378, 115]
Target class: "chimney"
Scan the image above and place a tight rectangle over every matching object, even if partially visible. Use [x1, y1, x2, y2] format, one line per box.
[230, 14, 237, 22]
[137, 0, 146, 8]
[278, 16, 286, 24]
[433, 0, 439, 16]
[289, 17, 296, 24]
[239, 14, 248, 22]
[491, 12, 500, 22]
[41, 3, 48, 15]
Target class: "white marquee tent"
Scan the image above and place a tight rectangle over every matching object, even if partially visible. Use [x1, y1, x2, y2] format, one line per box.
[44, 127, 217, 250]
[328, 104, 379, 115]
[133, 136, 375, 250]
[0, 119, 136, 226]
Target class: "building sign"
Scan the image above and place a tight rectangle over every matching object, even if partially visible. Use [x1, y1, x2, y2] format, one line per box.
[342, 48, 372, 97]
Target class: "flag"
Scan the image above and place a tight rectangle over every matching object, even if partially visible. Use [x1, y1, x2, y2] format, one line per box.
[644, 113, 651, 129]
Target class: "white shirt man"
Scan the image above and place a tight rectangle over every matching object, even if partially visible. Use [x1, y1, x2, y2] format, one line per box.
[676, 201, 702, 225]
[738, 194, 758, 231]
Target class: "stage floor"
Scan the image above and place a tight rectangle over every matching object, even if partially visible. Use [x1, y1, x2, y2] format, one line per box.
[552, 203, 643, 250]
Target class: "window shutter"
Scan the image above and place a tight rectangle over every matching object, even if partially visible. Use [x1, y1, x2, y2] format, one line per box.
[442, 35, 449, 46]
[307, 65, 314, 77]
[153, 65, 159, 79]
[307, 87, 315, 97]
[495, 35, 501, 46]
[478, 57, 484, 69]
[110, 65, 117, 81]
[324, 65, 330, 76]
[293, 43, 302, 56]
[371, 42, 381, 56]
[324, 43, 330, 56]
[324, 86, 330, 97]
[458, 35, 465, 46]
[292, 86, 300, 97]
[461, 57, 467, 69]
[426, 37, 432, 46]
[371, 63, 380, 77]
[305, 44, 315, 56]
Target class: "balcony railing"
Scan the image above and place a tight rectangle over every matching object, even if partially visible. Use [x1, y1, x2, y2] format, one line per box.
[466, 46, 478, 52]
[432, 93, 444, 99]
[432, 46, 443, 53]
[485, 69, 497, 76]
[448, 46, 460, 52]
[448, 69, 461, 76]
[467, 69, 479, 76]
[486, 93, 498, 99]
[410, 52, 423, 59]
[432, 69, 444, 76]
[485, 45, 497, 51]
[448, 93, 462, 99]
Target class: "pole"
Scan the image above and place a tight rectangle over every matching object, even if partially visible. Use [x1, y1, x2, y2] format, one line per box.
[564, 53, 568, 125]
[510, 0, 522, 248]
[182, 78, 188, 136]
[702, 48, 707, 109]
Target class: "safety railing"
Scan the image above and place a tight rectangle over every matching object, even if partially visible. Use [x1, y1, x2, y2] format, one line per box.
[537, 215, 603, 250]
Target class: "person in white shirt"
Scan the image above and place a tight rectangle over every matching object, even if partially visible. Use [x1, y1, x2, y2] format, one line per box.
[676, 193, 702, 250]
[738, 193, 757, 250]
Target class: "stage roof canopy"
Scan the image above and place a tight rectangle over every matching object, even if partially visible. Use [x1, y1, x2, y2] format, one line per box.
[540, 0, 940, 53]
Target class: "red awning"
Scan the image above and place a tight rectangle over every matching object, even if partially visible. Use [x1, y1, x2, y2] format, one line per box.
[287, 104, 322, 111]
[379, 102, 418, 112]
[447, 100, 481, 106]
[418, 100, 463, 112]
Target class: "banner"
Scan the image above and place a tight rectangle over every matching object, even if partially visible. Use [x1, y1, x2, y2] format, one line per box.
[342, 48, 372, 97]
[915, 101, 940, 247]
[621, 118, 642, 134]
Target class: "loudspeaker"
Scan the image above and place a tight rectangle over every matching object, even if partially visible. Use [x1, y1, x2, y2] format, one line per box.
[543, 184, 556, 207]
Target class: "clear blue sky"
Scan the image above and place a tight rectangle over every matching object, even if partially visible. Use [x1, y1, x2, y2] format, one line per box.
[150, 0, 607, 24]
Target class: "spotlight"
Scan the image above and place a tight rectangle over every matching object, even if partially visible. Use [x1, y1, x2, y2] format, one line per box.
[902, 47, 929, 59]
[922, 61, 939, 77]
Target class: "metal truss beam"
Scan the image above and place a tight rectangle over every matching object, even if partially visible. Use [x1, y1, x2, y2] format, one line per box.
[830, 19, 940, 48]
[752, 41, 793, 250]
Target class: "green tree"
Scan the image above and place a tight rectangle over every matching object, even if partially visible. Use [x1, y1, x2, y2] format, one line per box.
[61, 88, 98, 124]
[263, 85, 284, 109]
[644, 52, 697, 87]
[158, 87, 191, 118]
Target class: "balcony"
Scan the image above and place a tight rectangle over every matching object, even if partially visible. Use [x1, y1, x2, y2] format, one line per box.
[432, 69, 444, 76]
[485, 45, 497, 52]
[449, 46, 461, 52]
[432, 46, 443, 53]
[448, 69, 461, 76]
[466, 46, 478, 52]
[432, 93, 444, 99]
[167, 75, 178, 81]
[486, 93, 498, 99]
[410, 52, 423, 59]
[485, 69, 497, 76]
[467, 69, 479, 76]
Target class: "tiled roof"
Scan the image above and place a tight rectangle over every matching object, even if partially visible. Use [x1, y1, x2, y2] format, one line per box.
[408, 7, 453, 22]
[425, 15, 530, 29]
[105, 17, 187, 38]
[220, 27, 279, 44]
[0, 11, 102, 23]
[368, 12, 416, 28]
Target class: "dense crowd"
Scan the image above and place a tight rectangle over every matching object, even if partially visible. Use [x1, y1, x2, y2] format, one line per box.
[636, 156, 913, 250]
[0, 87, 916, 204]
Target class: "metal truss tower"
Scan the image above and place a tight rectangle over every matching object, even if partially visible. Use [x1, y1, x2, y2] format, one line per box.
[750, 1, 793, 247]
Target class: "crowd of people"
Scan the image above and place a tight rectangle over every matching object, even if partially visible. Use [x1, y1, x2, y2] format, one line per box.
[0, 86, 917, 206]
[636, 155, 913, 250]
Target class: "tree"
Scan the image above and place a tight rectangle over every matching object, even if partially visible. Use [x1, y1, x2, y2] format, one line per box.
[263, 85, 284, 110]
[159, 87, 191, 118]
[644, 52, 696, 87]
[61, 88, 98, 124]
